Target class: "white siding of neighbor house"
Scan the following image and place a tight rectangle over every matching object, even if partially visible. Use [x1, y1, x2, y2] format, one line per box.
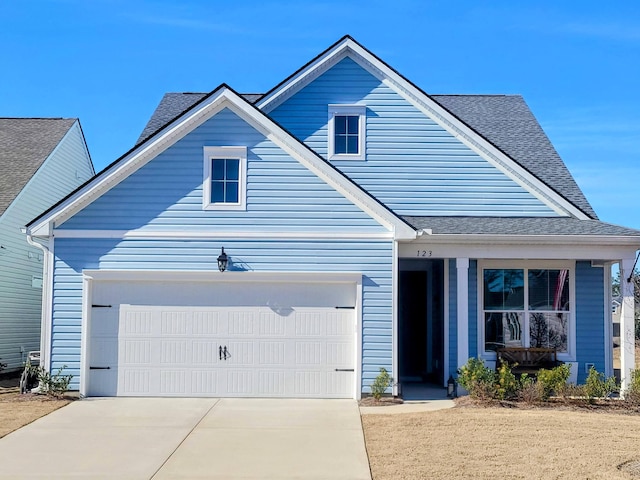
[0, 122, 93, 371]
[268, 56, 558, 217]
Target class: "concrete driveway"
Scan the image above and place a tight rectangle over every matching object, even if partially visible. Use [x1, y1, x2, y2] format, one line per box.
[0, 398, 371, 480]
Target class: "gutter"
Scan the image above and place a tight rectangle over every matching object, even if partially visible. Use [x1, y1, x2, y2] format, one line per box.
[23, 228, 50, 372]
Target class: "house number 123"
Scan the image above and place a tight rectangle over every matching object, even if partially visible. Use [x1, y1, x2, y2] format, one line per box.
[417, 250, 432, 257]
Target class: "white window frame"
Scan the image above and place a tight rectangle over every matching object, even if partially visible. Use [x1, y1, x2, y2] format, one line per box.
[477, 260, 576, 362]
[327, 105, 366, 161]
[202, 146, 247, 211]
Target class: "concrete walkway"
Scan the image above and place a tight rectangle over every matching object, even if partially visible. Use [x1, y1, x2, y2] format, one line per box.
[360, 383, 456, 415]
[0, 398, 371, 480]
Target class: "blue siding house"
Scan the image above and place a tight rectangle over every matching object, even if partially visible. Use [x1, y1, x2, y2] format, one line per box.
[26, 37, 640, 398]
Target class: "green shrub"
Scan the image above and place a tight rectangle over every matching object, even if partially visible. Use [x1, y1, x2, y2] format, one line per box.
[496, 361, 519, 400]
[584, 366, 618, 401]
[30, 365, 73, 398]
[457, 358, 498, 400]
[537, 363, 571, 400]
[0, 358, 6, 373]
[370, 367, 393, 400]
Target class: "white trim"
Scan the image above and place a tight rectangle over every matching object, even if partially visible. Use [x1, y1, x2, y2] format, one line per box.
[80, 274, 92, 398]
[52, 229, 395, 240]
[456, 258, 469, 369]
[327, 104, 366, 161]
[355, 275, 363, 400]
[202, 146, 247, 211]
[476, 260, 577, 362]
[257, 37, 590, 219]
[620, 256, 636, 393]
[82, 269, 362, 284]
[604, 263, 613, 377]
[399, 240, 639, 261]
[443, 258, 449, 386]
[391, 240, 399, 396]
[28, 88, 415, 242]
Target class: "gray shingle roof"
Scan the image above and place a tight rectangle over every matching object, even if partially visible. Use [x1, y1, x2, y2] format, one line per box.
[403, 216, 640, 237]
[0, 118, 76, 216]
[136, 93, 597, 219]
[431, 95, 597, 219]
[136, 93, 259, 145]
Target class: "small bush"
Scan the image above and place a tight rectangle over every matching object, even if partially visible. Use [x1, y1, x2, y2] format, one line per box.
[624, 368, 640, 405]
[518, 376, 544, 404]
[537, 363, 571, 400]
[584, 366, 618, 401]
[496, 361, 519, 400]
[370, 367, 393, 400]
[30, 365, 73, 398]
[0, 358, 6, 373]
[458, 358, 497, 400]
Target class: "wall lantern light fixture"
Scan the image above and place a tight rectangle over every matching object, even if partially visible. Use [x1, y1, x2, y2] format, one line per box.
[217, 247, 228, 272]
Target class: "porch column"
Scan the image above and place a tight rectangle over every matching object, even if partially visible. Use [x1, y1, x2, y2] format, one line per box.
[620, 257, 636, 393]
[457, 258, 469, 368]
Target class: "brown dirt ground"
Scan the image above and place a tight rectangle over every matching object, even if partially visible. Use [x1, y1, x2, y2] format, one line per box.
[362, 406, 640, 480]
[0, 375, 71, 439]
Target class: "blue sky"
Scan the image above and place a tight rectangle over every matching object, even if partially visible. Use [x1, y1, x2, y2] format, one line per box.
[2, 1, 639, 228]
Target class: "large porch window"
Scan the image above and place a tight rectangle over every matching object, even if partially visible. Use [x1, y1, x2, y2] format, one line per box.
[483, 267, 570, 354]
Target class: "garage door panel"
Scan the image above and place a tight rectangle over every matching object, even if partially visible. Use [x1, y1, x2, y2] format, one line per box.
[89, 282, 356, 398]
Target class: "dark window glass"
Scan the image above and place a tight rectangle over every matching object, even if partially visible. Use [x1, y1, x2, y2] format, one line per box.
[211, 181, 225, 203]
[211, 158, 240, 204]
[226, 182, 239, 203]
[528, 269, 569, 311]
[485, 312, 524, 351]
[483, 269, 524, 310]
[347, 115, 359, 134]
[333, 115, 360, 155]
[529, 312, 568, 351]
[212, 160, 225, 180]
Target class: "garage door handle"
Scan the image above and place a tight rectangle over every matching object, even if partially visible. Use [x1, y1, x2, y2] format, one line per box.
[334, 369, 354, 372]
[89, 366, 111, 370]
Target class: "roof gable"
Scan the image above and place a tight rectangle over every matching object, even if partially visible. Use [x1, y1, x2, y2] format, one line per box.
[0, 118, 76, 215]
[28, 86, 415, 240]
[255, 36, 593, 220]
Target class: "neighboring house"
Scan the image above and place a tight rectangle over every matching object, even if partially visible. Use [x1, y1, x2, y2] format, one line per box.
[0, 118, 94, 372]
[26, 37, 640, 398]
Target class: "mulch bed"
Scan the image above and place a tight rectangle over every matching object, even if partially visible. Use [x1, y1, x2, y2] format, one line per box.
[358, 396, 404, 407]
[454, 395, 640, 415]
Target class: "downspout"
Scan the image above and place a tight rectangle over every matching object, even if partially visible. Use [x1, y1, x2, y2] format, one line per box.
[24, 229, 51, 373]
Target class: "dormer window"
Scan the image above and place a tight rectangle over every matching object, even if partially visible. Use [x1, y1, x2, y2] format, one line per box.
[203, 146, 247, 210]
[328, 105, 366, 161]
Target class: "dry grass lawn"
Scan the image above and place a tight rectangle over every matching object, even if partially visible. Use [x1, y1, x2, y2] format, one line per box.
[0, 383, 70, 438]
[362, 407, 640, 480]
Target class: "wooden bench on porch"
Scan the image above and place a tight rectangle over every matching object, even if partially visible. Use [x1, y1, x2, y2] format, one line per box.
[496, 347, 561, 376]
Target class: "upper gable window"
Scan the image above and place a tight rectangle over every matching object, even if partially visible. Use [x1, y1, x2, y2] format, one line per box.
[203, 146, 247, 210]
[328, 105, 366, 161]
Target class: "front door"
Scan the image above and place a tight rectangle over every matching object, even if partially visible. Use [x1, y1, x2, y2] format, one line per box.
[398, 259, 444, 384]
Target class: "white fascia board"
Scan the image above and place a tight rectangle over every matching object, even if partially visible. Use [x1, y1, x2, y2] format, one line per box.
[256, 37, 588, 220]
[222, 97, 415, 240]
[410, 234, 640, 247]
[399, 236, 640, 260]
[26, 90, 233, 237]
[52, 229, 395, 240]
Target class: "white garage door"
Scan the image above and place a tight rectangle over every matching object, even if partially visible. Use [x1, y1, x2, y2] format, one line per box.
[88, 279, 356, 398]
